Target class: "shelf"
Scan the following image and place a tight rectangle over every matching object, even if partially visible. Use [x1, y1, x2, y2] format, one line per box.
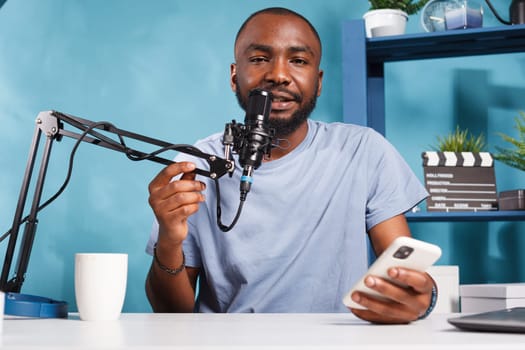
[342, 21, 525, 135]
[367, 24, 525, 63]
[343, 21, 525, 225]
[406, 210, 525, 222]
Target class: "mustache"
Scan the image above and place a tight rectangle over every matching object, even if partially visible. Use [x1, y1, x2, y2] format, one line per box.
[258, 85, 302, 103]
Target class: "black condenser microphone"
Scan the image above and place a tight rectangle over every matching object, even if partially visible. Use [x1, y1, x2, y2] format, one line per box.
[238, 88, 273, 201]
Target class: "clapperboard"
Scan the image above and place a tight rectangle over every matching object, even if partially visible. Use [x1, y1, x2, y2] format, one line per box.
[422, 151, 498, 212]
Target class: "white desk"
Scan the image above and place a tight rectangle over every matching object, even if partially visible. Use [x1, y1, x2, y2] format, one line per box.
[2, 313, 525, 349]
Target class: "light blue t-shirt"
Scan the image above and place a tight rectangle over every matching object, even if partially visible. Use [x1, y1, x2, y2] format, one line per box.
[146, 119, 428, 313]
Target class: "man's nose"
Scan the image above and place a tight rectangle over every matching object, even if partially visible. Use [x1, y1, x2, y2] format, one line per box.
[264, 58, 291, 85]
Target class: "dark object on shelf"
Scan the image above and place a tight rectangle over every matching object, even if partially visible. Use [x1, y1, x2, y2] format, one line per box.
[499, 189, 525, 210]
[485, 0, 525, 25]
[421, 151, 497, 212]
[511, 0, 525, 24]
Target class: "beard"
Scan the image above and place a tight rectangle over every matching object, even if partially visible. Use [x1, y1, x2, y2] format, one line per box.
[235, 82, 318, 138]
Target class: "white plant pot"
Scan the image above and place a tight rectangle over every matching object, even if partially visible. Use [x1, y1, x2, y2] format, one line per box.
[363, 9, 408, 38]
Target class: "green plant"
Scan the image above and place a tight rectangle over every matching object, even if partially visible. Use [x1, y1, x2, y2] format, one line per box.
[431, 126, 486, 152]
[368, 0, 430, 15]
[493, 111, 525, 171]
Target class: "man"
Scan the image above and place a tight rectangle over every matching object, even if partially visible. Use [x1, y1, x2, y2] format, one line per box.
[145, 7, 435, 323]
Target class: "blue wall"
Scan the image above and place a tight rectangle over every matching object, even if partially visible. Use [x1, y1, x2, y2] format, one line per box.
[0, 0, 524, 312]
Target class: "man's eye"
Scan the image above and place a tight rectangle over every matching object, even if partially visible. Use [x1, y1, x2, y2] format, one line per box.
[291, 58, 307, 65]
[250, 57, 268, 63]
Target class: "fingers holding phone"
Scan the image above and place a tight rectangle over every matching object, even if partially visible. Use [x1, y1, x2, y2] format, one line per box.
[350, 268, 437, 322]
[342, 236, 441, 321]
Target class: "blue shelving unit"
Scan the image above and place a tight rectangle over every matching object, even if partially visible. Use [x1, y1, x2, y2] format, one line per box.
[406, 210, 525, 222]
[342, 20, 525, 222]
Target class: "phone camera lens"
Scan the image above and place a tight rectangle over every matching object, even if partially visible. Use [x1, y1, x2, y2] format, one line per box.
[393, 246, 414, 259]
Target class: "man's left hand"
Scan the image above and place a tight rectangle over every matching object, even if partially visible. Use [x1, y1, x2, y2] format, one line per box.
[348, 267, 435, 324]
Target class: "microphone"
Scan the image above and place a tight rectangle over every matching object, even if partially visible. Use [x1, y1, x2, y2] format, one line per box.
[238, 89, 274, 201]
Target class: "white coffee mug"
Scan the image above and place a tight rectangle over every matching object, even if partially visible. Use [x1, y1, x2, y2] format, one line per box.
[75, 253, 128, 321]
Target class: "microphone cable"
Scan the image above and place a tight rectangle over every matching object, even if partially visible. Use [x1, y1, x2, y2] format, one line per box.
[484, 0, 512, 25]
[1, 121, 118, 243]
[0, 120, 240, 243]
[215, 177, 244, 232]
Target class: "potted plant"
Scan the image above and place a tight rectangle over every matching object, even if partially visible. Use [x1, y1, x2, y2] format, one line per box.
[492, 111, 525, 210]
[364, 0, 430, 37]
[421, 126, 498, 212]
[432, 125, 486, 153]
[493, 111, 525, 172]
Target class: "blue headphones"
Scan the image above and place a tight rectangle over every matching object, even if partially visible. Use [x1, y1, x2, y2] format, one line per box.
[4, 292, 68, 318]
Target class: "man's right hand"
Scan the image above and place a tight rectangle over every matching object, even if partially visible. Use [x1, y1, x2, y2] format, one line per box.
[146, 162, 204, 312]
[148, 161, 206, 247]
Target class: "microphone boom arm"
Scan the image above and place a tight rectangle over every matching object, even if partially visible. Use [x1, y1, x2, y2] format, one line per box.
[0, 110, 233, 293]
[52, 111, 233, 179]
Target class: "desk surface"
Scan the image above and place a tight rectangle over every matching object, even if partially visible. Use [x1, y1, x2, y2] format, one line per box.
[2, 313, 525, 349]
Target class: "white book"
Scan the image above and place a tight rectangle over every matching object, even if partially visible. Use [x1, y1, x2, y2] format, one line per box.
[461, 297, 525, 313]
[460, 283, 525, 313]
[460, 283, 525, 299]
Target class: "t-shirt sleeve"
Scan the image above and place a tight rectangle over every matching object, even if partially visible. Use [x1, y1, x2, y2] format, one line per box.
[364, 130, 428, 231]
[182, 220, 202, 268]
[145, 220, 159, 256]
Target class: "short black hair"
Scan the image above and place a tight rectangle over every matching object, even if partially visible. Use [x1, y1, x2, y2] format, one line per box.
[234, 7, 322, 55]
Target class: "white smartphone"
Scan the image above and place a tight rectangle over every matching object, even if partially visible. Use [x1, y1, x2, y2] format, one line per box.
[342, 236, 442, 310]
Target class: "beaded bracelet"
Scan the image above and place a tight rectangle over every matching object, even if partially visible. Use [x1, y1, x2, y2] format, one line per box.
[418, 284, 438, 320]
[153, 243, 186, 276]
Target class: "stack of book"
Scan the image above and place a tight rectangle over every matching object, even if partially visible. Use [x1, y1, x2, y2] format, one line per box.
[460, 283, 525, 313]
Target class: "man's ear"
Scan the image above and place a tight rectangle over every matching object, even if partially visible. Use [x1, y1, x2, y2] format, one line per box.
[230, 63, 237, 92]
[317, 69, 324, 97]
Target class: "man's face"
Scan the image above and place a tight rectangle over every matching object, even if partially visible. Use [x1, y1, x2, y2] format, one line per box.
[231, 13, 323, 138]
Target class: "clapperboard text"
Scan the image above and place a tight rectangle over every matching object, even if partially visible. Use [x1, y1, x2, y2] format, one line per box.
[422, 151, 498, 212]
